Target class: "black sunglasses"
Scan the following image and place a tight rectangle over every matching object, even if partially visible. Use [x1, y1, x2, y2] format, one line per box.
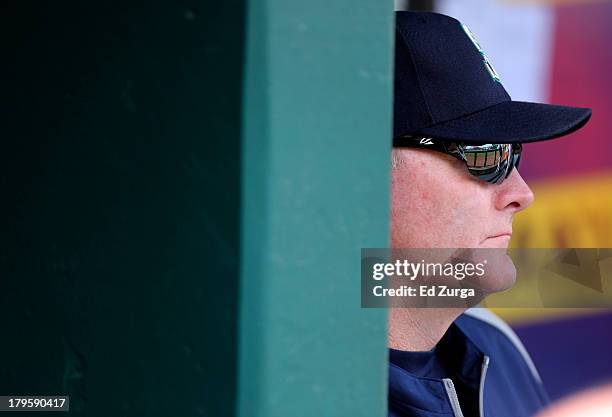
[393, 136, 522, 184]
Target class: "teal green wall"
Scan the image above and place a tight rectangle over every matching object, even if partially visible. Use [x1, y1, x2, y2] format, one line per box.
[2, 1, 393, 416]
[238, 2, 393, 416]
[3, 1, 243, 415]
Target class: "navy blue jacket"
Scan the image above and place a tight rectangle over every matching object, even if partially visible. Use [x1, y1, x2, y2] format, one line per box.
[389, 308, 549, 417]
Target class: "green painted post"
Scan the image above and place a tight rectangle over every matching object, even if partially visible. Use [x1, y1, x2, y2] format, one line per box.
[238, 2, 394, 416]
[3, 1, 392, 415]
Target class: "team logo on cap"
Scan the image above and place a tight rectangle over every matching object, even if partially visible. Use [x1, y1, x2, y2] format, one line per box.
[461, 24, 501, 83]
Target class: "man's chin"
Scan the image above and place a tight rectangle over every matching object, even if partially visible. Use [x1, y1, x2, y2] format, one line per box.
[479, 250, 517, 294]
[449, 248, 517, 295]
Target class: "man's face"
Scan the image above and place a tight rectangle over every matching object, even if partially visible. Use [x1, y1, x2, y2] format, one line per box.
[391, 147, 535, 295]
[391, 147, 534, 249]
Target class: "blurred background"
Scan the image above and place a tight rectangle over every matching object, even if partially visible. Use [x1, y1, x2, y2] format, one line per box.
[398, 0, 612, 403]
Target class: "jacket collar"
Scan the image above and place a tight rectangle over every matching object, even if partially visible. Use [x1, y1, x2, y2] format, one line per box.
[388, 320, 486, 414]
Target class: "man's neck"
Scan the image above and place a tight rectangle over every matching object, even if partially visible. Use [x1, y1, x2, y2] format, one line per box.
[388, 308, 465, 351]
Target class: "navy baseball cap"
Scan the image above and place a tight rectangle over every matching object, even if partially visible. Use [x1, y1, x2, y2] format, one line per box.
[393, 11, 592, 144]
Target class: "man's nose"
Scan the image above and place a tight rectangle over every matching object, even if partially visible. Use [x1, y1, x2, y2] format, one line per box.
[495, 168, 535, 212]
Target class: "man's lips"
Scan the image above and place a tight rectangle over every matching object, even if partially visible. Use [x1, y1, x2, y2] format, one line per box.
[487, 232, 512, 239]
[480, 232, 513, 247]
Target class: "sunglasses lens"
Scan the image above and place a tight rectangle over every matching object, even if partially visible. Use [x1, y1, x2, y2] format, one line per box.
[463, 144, 520, 184]
[504, 144, 522, 180]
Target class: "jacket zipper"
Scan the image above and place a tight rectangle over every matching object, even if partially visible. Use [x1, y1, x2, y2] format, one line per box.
[443, 378, 465, 417]
[479, 355, 490, 417]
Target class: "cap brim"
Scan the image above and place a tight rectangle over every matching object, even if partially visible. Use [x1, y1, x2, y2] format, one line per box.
[415, 101, 592, 144]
